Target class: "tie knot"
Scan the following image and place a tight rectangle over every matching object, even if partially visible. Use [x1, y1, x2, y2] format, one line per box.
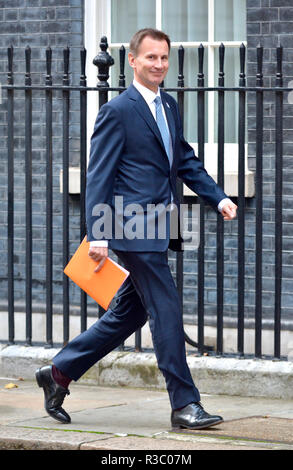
[154, 96, 162, 107]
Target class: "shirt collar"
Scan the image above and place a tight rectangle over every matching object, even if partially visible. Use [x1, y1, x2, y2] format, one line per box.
[133, 79, 161, 106]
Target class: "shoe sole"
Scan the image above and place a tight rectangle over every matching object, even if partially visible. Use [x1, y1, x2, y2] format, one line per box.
[47, 410, 71, 424]
[172, 418, 224, 431]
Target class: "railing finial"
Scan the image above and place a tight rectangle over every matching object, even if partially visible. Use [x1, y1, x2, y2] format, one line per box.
[7, 45, 14, 85]
[93, 36, 114, 88]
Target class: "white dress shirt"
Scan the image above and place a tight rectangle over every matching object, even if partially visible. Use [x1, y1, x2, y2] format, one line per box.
[90, 80, 231, 248]
[132, 79, 166, 122]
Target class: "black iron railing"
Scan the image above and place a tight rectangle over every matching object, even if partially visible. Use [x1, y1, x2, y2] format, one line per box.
[1, 36, 289, 359]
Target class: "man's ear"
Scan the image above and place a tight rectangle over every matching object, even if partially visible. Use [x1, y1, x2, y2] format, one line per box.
[128, 52, 136, 70]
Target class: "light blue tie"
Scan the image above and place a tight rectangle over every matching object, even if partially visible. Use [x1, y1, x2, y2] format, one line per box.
[154, 96, 173, 168]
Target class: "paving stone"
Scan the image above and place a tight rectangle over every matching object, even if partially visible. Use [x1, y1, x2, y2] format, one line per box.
[0, 425, 112, 450]
[169, 416, 293, 445]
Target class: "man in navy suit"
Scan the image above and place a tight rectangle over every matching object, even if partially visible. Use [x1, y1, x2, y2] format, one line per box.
[36, 28, 237, 429]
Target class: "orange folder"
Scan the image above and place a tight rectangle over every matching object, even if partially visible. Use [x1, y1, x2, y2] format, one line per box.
[64, 237, 129, 310]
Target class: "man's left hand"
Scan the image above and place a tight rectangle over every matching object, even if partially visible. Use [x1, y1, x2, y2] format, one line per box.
[221, 201, 238, 220]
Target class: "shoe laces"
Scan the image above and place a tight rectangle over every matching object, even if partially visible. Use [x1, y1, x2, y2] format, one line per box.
[57, 387, 70, 403]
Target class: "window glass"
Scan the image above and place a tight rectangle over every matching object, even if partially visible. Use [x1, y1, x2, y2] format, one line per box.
[214, 0, 246, 41]
[109, 0, 247, 144]
[111, 0, 156, 43]
[110, 46, 133, 87]
[162, 0, 208, 42]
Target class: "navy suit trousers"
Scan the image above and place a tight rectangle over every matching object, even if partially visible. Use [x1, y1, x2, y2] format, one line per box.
[53, 250, 200, 410]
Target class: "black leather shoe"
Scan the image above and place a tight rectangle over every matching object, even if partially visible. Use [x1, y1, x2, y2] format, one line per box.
[35, 365, 71, 424]
[171, 402, 223, 430]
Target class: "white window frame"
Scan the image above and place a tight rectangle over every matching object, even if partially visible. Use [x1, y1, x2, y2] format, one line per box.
[78, 0, 254, 198]
[106, 0, 247, 144]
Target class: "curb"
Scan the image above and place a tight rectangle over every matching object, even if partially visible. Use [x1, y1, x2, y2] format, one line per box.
[1, 344, 293, 399]
[0, 425, 107, 450]
[1, 425, 291, 451]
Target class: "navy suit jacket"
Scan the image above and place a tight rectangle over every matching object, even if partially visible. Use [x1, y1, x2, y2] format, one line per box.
[86, 84, 227, 252]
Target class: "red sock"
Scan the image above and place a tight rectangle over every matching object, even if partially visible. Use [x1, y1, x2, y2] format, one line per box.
[52, 364, 72, 389]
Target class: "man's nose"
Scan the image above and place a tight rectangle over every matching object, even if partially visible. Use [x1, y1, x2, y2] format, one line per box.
[154, 58, 163, 68]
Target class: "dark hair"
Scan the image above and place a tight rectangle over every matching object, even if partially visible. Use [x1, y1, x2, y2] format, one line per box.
[129, 28, 171, 56]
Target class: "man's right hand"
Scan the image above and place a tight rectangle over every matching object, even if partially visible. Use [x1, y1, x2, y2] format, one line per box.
[88, 246, 108, 273]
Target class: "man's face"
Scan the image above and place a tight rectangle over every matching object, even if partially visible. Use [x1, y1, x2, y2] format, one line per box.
[128, 36, 169, 92]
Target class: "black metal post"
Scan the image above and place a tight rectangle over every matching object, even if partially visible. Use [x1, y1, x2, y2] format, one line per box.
[197, 44, 205, 354]
[62, 47, 70, 344]
[237, 44, 246, 356]
[255, 45, 264, 358]
[45, 47, 53, 347]
[176, 45, 184, 314]
[119, 45, 126, 90]
[274, 44, 283, 359]
[80, 46, 88, 333]
[25, 46, 32, 345]
[135, 328, 141, 352]
[7, 45, 14, 345]
[216, 44, 225, 355]
[93, 37, 114, 319]
[116, 44, 128, 350]
[93, 36, 114, 107]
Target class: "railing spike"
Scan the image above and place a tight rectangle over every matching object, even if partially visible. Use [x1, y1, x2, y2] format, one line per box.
[80, 46, 87, 81]
[119, 45, 126, 88]
[177, 45, 184, 87]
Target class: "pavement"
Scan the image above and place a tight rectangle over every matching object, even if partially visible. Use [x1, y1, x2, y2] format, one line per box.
[0, 377, 292, 452]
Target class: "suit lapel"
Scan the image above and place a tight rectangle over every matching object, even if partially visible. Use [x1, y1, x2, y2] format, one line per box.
[127, 84, 170, 161]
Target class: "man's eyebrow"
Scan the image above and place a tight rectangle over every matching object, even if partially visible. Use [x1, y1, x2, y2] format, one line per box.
[146, 52, 168, 57]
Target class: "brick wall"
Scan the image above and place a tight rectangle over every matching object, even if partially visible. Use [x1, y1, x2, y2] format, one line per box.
[0, 0, 86, 313]
[245, 0, 293, 322]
